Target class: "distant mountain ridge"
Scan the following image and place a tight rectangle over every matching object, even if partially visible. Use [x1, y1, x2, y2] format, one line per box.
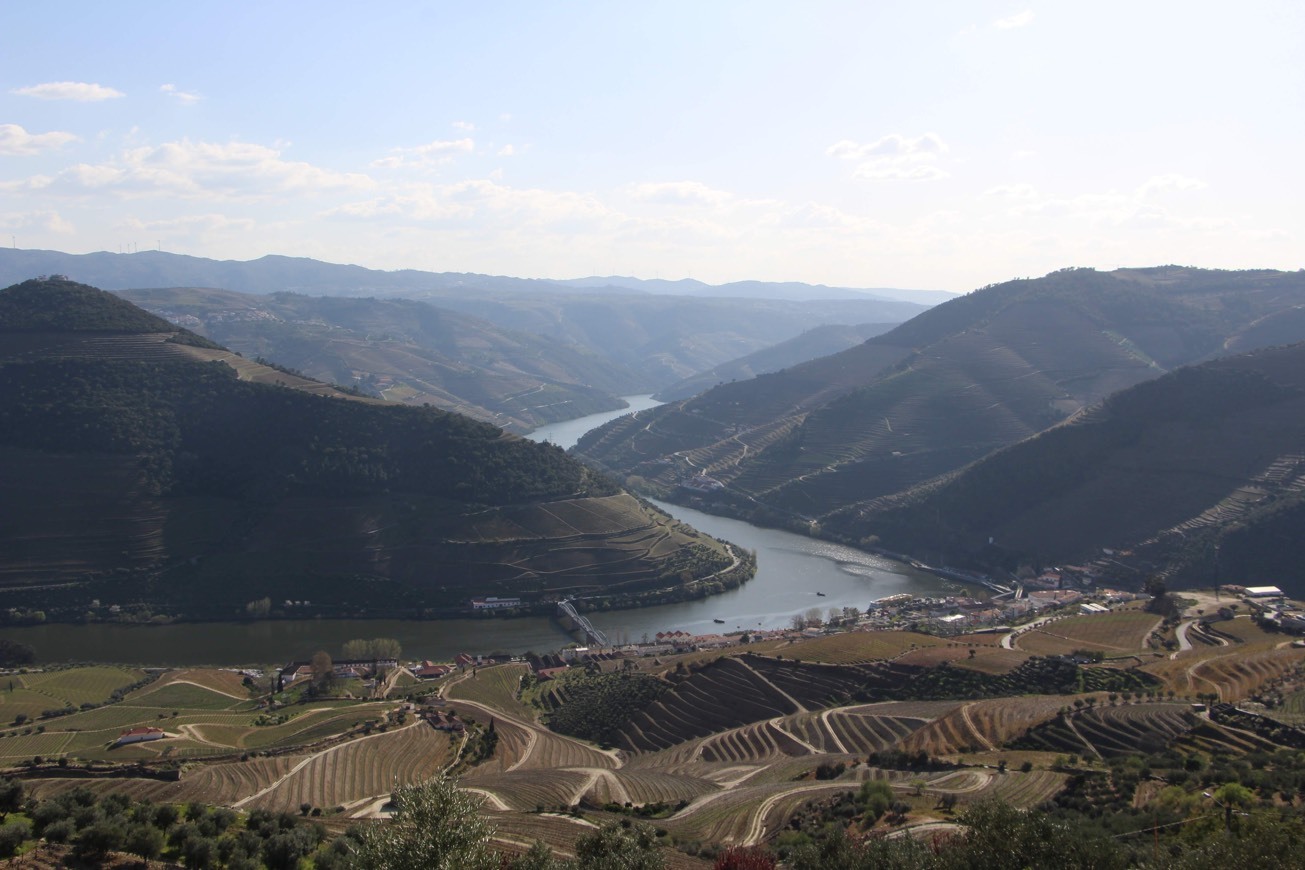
[575, 267, 1305, 562]
[0, 249, 930, 399]
[0, 277, 750, 621]
[117, 286, 646, 433]
[553, 275, 955, 305]
[0, 247, 944, 304]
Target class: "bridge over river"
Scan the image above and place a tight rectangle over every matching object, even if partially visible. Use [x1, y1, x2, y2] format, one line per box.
[556, 599, 609, 647]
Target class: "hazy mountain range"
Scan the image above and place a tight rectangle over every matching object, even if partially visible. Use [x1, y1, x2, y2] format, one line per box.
[0, 249, 931, 430]
[0, 248, 947, 305]
[576, 266, 1305, 591]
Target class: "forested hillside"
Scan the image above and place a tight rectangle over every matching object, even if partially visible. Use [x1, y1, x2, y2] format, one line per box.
[0, 278, 748, 621]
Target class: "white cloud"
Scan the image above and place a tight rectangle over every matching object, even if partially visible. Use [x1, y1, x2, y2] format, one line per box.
[160, 83, 202, 104]
[827, 133, 947, 161]
[1138, 174, 1207, 196]
[853, 163, 948, 181]
[497, 144, 516, 157]
[830, 133, 950, 182]
[983, 182, 1039, 200]
[769, 202, 887, 234]
[452, 120, 476, 132]
[121, 212, 257, 234]
[14, 139, 373, 200]
[0, 124, 78, 156]
[0, 210, 74, 234]
[994, 9, 1034, 29]
[626, 181, 732, 207]
[325, 178, 619, 232]
[372, 138, 475, 168]
[11, 81, 124, 101]
[1001, 186, 1227, 232]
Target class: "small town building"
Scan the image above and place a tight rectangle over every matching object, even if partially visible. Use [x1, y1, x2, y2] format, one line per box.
[1245, 586, 1284, 598]
[471, 596, 522, 610]
[115, 726, 166, 746]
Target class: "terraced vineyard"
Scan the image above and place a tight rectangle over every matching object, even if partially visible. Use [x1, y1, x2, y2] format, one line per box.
[1012, 703, 1198, 758]
[1016, 612, 1159, 657]
[781, 707, 937, 755]
[901, 695, 1067, 756]
[243, 722, 456, 813]
[618, 657, 804, 752]
[10, 611, 1305, 861]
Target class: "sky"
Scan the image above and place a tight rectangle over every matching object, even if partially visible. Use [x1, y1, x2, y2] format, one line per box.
[2, 1, 1302, 292]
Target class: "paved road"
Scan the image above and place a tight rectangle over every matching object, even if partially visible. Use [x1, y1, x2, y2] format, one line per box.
[1000, 615, 1061, 650]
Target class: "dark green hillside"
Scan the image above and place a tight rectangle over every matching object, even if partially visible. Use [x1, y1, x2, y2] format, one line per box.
[577, 267, 1305, 538]
[0, 279, 750, 620]
[0, 357, 602, 503]
[842, 341, 1305, 592]
[0, 276, 179, 334]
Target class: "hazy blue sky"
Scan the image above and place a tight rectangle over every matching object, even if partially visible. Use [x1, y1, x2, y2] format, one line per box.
[2, 2, 1302, 291]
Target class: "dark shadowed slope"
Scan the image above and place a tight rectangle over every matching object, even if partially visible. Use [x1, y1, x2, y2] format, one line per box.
[576, 267, 1305, 535]
[0, 278, 749, 621]
[843, 341, 1305, 594]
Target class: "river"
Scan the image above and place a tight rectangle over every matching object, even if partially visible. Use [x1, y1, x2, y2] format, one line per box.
[524, 397, 949, 641]
[6, 396, 949, 665]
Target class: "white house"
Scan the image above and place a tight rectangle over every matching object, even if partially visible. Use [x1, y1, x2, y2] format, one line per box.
[115, 726, 166, 746]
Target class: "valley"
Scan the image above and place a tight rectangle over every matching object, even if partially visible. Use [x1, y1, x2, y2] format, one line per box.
[4, 586, 1305, 867]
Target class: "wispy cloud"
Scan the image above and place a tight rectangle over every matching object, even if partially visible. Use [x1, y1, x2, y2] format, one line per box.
[0, 124, 78, 156]
[828, 133, 950, 182]
[626, 181, 733, 207]
[452, 120, 476, 132]
[994, 9, 1034, 29]
[11, 81, 124, 101]
[983, 182, 1039, 200]
[325, 178, 619, 232]
[372, 138, 475, 169]
[0, 210, 75, 234]
[11, 139, 373, 200]
[1138, 173, 1207, 196]
[160, 83, 202, 104]
[121, 212, 257, 234]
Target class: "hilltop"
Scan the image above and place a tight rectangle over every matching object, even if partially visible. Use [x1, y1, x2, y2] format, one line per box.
[576, 267, 1305, 555]
[0, 278, 751, 622]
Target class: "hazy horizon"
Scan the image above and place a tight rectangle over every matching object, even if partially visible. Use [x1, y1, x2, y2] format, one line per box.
[3, 1, 1302, 291]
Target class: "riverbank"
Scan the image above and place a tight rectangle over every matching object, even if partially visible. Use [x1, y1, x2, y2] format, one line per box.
[1, 399, 951, 665]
